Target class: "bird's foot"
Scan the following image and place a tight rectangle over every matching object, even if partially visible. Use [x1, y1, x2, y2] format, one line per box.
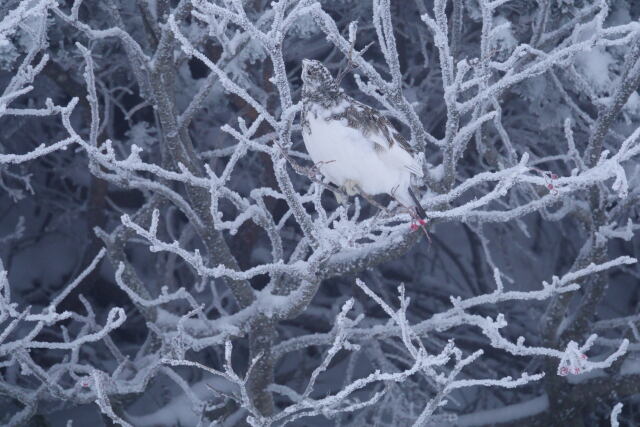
[343, 179, 359, 196]
[333, 189, 349, 206]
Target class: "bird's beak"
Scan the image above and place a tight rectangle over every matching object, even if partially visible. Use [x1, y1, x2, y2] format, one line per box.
[301, 60, 311, 81]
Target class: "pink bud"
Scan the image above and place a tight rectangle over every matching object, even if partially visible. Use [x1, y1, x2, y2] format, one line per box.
[418, 219, 427, 226]
[560, 367, 569, 376]
[551, 174, 558, 180]
[547, 184, 554, 190]
[410, 223, 419, 232]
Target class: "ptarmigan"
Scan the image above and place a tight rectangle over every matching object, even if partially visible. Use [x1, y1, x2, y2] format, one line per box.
[300, 59, 426, 219]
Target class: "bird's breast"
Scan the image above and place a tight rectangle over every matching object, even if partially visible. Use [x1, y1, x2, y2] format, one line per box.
[302, 114, 410, 196]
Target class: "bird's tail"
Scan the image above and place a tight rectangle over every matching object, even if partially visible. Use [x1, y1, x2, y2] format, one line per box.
[408, 187, 427, 219]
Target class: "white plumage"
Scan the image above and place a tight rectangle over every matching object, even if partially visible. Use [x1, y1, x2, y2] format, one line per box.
[300, 59, 425, 217]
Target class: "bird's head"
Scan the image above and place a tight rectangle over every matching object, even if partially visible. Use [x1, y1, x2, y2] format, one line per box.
[301, 59, 339, 96]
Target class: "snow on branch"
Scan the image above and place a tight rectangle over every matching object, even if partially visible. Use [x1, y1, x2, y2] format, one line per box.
[1, 0, 639, 424]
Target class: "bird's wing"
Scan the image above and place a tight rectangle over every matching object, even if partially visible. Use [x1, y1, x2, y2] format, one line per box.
[341, 101, 423, 177]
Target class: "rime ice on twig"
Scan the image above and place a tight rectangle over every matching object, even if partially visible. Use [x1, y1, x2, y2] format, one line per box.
[0, 0, 639, 425]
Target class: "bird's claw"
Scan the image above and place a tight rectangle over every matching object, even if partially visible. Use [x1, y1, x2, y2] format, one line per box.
[334, 190, 349, 206]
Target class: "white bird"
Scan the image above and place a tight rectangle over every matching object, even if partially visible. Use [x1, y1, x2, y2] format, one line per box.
[300, 59, 426, 219]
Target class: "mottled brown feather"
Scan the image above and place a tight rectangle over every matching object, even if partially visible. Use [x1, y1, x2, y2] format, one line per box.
[327, 101, 415, 154]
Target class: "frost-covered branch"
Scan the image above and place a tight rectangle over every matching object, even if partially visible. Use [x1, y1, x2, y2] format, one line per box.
[1, 0, 640, 424]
